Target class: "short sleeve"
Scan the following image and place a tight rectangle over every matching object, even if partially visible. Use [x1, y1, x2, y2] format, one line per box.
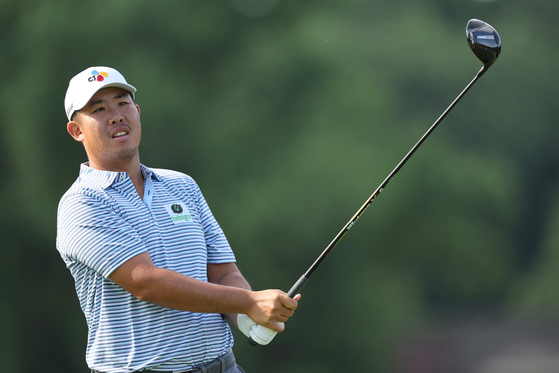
[57, 192, 148, 278]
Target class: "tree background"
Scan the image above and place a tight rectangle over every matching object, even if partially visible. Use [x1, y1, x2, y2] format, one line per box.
[1, 0, 558, 372]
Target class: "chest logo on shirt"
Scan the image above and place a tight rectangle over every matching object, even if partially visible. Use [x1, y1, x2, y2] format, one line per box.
[165, 202, 192, 224]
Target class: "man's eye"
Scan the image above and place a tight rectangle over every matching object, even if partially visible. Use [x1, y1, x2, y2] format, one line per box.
[93, 107, 105, 113]
[119, 102, 128, 106]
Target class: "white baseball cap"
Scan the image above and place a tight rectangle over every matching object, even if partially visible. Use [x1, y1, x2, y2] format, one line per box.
[64, 66, 137, 121]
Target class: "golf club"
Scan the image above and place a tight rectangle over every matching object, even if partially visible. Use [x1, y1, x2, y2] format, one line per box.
[248, 18, 501, 346]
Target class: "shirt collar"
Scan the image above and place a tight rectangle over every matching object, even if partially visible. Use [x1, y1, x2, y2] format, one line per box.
[140, 163, 162, 183]
[78, 162, 162, 189]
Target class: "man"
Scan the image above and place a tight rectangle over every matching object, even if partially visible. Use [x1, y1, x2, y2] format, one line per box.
[56, 66, 300, 373]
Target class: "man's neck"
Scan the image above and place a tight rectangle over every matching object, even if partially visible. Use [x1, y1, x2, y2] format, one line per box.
[87, 155, 145, 199]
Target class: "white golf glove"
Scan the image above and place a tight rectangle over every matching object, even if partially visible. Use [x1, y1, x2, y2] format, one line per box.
[237, 314, 281, 346]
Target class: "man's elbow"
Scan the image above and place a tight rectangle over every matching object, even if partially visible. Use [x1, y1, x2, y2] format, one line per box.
[110, 264, 158, 302]
[132, 285, 153, 302]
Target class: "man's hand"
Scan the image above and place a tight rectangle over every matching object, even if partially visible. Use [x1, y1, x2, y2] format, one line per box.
[247, 290, 300, 332]
[208, 264, 301, 333]
[238, 291, 301, 345]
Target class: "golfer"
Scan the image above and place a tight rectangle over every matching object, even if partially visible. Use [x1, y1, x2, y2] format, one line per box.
[56, 66, 300, 373]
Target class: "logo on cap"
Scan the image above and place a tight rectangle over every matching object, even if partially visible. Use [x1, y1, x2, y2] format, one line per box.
[88, 70, 109, 82]
[66, 103, 74, 117]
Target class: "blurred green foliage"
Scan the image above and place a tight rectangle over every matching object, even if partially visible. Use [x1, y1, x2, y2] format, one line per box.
[1, 0, 558, 372]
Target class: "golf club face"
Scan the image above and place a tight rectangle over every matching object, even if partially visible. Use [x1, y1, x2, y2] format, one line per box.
[467, 19, 501, 68]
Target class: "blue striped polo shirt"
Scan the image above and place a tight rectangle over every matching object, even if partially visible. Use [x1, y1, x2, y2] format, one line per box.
[56, 163, 236, 373]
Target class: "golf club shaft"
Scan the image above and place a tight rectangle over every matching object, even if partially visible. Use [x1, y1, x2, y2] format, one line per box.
[287, 65, 487, 297]
[248, 65, 487, 346]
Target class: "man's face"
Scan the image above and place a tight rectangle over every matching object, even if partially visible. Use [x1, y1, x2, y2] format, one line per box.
[67, 87, 142, 170]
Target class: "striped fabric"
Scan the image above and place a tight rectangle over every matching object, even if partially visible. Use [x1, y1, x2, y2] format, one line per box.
[56, 163, 236, 373]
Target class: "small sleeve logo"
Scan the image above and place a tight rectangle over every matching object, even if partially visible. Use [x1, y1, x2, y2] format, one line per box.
[165, 203, 192, 224]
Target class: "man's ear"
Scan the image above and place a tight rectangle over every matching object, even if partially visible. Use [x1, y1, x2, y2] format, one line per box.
[67, 120, 84, 142]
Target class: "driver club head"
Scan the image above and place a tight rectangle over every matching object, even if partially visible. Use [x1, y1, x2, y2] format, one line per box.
[467, 19, 501, 69]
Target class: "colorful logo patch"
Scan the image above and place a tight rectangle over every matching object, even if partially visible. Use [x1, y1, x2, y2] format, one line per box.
[88, 70, 109, 82]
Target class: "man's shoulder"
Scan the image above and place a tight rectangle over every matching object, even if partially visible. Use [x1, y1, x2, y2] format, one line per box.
[58, 176, 111, 212]
[151, 168, 197, 186]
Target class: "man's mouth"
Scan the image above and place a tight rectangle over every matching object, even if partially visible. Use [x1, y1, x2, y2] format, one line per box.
[112, 131, 129, 138]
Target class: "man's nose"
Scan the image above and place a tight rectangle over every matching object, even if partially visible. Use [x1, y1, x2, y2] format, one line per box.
[111, 116, 124, 124]
[109, 109, 124, 125]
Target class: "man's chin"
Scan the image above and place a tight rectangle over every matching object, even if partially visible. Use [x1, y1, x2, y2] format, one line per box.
[111, 148, 138, 163]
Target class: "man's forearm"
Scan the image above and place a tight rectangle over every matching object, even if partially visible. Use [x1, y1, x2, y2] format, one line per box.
[208, 264, 252, 326]
[122, 264, 254, 314]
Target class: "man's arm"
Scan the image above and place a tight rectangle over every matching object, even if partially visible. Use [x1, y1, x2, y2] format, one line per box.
[109, 252, 298, 332]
